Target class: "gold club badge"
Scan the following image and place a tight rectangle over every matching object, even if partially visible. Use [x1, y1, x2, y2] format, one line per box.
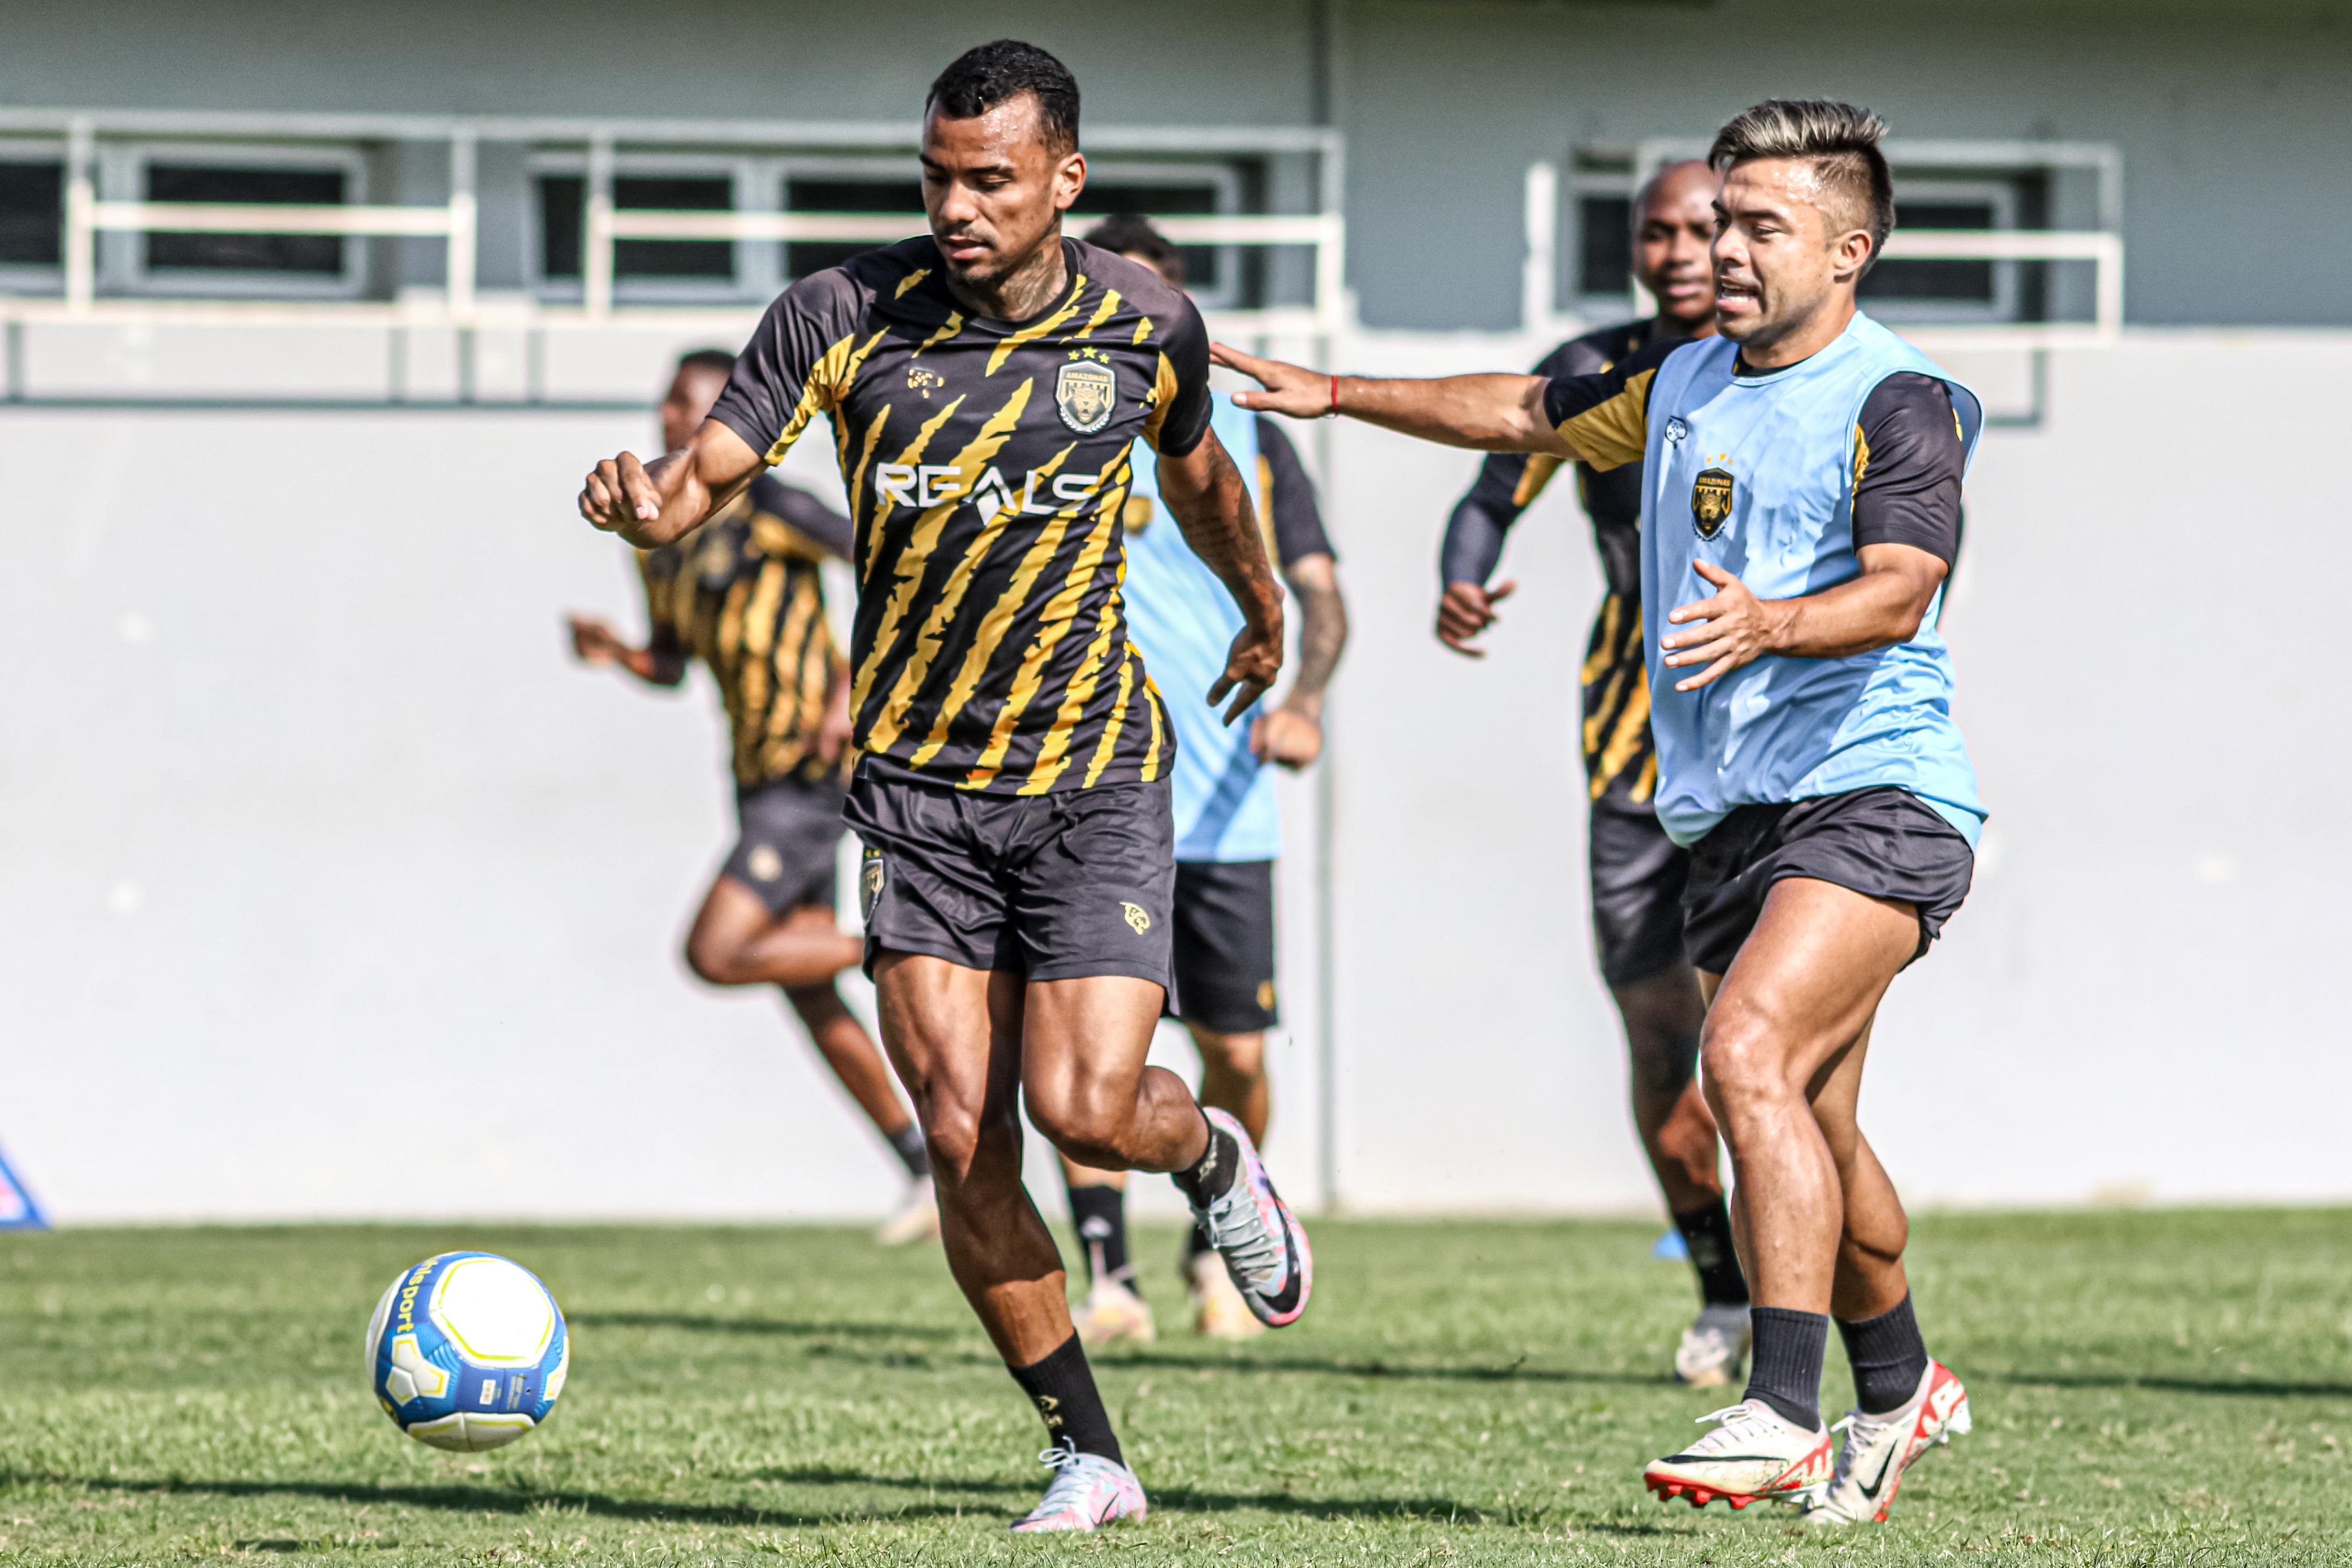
[1121, 902, 1152, 934]
[1057, 350, 1118, 435]
[1690, 466, 1735, 539]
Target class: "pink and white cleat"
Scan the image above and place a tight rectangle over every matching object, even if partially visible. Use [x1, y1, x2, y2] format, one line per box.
[1805, 1360, 1973, 1526]
[1187, 1108, 1312, 1328]
[1008, 1446, 1148, 1533]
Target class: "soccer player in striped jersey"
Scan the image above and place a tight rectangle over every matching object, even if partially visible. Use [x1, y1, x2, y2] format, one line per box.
[1218, 99, 1979, 1528]
[1052, 216, 1349, 1348]
[1437, 161, 1754, 1385]
[569, 350, 937, 1245]
[578, 42, 1312, 1534]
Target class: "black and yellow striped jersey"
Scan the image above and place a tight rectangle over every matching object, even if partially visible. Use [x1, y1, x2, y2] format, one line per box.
[1441, 320, 1690, 808]
[709, 236, 1214, 795]
[641, 474, 852, 789]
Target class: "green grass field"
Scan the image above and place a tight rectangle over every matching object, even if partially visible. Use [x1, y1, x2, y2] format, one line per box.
[3, 1211, 2347, 1565]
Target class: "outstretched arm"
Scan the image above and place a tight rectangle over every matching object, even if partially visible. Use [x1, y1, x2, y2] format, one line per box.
[579, 417, 767, 551]
[1156, 428, 1286, 725]
[568, 614, 688, 687]
[1212, 343, 1575, 458]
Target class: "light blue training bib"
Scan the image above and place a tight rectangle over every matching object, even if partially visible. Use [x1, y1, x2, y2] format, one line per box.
[1122, 393, 1282, 863]
[1640, 313, 1987, 848]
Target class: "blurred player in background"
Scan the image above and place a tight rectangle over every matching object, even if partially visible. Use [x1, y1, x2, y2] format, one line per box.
[569, 349, 937, 1245]
[1217, 98, 1981, 1530]
[1052, 215, 1348, 1349]
[577, 43, 1313, 1534]
[1435, 161, 1753, 1386]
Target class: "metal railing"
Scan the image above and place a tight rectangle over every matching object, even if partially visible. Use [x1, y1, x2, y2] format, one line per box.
[1523, 140, 2126, 350]
[2, 108, 1347, 340]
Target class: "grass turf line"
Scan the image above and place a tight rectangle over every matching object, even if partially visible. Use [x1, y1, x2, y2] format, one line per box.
[3, 1211, 2349, 1563]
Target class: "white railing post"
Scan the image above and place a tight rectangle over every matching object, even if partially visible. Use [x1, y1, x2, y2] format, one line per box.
[583, 135, 615, 320]
[1522, 159, 1558, 337]
[64, 117, 96, 314]
[446, 127, 477, 322]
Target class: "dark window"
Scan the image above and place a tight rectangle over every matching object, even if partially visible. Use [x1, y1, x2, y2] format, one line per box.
[0, 161, 63, 266]
[144, 164, 345, 275]
[537, 174, 735, 283]
[1862, 200, 1996, 304]
[1576, 194, 1632, 297]
[1071, 181, 1222, 291]
[779, 177, 921, 281]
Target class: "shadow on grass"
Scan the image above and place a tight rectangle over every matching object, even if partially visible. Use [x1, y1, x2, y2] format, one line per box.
[26, 1469, 1582, 1530]
[568, 1311, 956, 1342]
[785, 1340, 1674, 1391]
[1996, 1371, 2352, 1401]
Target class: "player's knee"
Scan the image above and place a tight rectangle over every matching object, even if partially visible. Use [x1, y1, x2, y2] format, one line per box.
[1194, 1028, 1265, 1081]
[916, 1097, 1008, 1188]
[1698, 1024, 1785, 1110]
[1025, 1081, 1129, 1166]
[683, 928, 742, 987]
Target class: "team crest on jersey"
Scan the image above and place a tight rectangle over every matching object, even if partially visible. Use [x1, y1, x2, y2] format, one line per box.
[1691, 466, 1735, 539]
[1057, 351, 1118, 435]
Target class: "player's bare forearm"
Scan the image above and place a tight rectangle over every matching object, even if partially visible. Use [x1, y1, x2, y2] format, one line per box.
[1277, 554, 1348, 718]
[1210, 343, 1573, 457]
[579, 418, 764, 549]
[1662, 545, 1948, 692]
[1156, 434, 1285, 721]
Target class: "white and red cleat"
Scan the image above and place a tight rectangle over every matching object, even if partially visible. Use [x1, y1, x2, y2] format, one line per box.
[1642, 1398, 1833, 1511]
[1187, 1108, 1312, 1329]
[1008, 1447, 1148, 1533]
[1804, 1360, 1972, 1527]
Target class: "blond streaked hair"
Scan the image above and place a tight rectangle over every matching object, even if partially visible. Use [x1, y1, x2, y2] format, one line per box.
[1709, 99, 1894, 270]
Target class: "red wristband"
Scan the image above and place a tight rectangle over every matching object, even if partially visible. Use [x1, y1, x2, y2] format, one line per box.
[1328, 373, 1339, 417]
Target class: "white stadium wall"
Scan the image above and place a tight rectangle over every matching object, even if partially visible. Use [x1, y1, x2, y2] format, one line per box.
[6, 325, 2347, 1221]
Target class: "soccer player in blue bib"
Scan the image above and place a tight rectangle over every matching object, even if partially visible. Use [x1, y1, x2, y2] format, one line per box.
[1218, 100, 1979, 1527]
[1050, 216, 1348, 1347]
[1437, 159, 1758, 1389]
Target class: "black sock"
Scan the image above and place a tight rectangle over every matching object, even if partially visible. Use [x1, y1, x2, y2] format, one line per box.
[1672, 1199, 1750, 1306]
[1066, 1184, 1137, 1293]
[1007, 1333, 1122, 1465]
[1742, 1306, 1827, 1431]
[1838, 1294, 1931, 1415]
[886, 1124, 930, 1179]
[1169, 1114, 1239, 1210]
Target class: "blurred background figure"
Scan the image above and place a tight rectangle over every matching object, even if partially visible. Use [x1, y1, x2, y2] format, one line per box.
[568, 349, 937, 1245]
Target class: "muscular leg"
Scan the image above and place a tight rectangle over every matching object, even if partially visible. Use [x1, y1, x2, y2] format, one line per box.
[1188, 1024, 1268, 1143]
[875, 954, 1067, 1363]
[1696, 878, 1917, 1312]
[1808, 1019, 1910, 1321]
[685, 877, 914, 1145]
[1022, 977, 1212, 1175]
[1612, 962, 1717, 1209]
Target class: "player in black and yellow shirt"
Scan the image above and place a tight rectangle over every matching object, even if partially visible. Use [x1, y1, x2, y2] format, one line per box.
[569, 350, 937, 1246]
[577, 43, 1310, 1532]
[1435, 161, 1756, 1387]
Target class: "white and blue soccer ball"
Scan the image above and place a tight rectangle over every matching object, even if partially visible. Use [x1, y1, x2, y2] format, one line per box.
[365, 1251, 569, 1452]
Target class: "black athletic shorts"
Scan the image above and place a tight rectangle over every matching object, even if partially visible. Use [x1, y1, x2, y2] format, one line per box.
[844, 761, 1177, 993]
[1681, 786, 1975, 977]
[1172, 859, 1278, 1034]
[722, 777, 847, 916]
[1589, 799, 1691, 986]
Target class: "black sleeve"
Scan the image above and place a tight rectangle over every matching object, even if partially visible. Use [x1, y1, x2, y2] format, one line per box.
[1438, 337, 1596, 586]
[752, 474, 855, 560]
[1144, 294, 1215, 457]
[708, 268, 867, 465]
[1539, 333, 1677, 472]
[1852, 373, 1966, 564]
[1252, 417, 1334, 568]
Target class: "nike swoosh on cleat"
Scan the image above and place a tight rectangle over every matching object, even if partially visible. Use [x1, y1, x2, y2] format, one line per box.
[1254, 1211, 1304, 1317]
[1855, 1447, 1899, 1501]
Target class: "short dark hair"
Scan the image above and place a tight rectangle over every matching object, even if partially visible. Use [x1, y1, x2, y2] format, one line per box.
[927, 40, 1080, 155]
[1083, 213, 1182, 285]
[675, 348, 736, 379]
[1709, 99, 1895, 269]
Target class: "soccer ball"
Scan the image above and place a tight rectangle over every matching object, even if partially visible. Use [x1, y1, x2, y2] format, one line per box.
[365, 1252, 569, 1452]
